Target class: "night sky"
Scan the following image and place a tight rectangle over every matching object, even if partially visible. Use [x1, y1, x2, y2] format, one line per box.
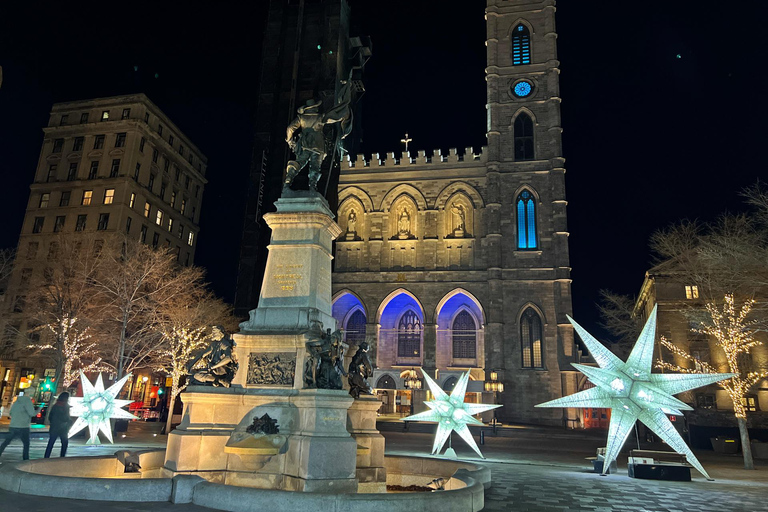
[2, 1, 767, 338]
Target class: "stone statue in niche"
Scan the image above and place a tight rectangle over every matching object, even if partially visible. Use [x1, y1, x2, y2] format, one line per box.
[450, 202, 466, 237]
[347, 342, 374, 399]
[345, 209, 358, 240]
[397, 207, 412, 239]
[186, 326, 239, 387]
[304, 328, 349, 390]
[283, 73, 353, 194]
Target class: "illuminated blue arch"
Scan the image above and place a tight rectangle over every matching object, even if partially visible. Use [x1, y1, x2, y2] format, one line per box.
[378, 289, 425, 361]
[332, 291, 368, 344]
[516, 190, 538, 249]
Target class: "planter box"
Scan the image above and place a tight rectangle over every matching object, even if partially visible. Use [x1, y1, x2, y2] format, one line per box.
[711, 437, 740, 454]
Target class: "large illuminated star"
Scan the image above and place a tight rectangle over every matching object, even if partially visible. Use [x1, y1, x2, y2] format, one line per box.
[403, 370, 501, 458]
[69, 371, 137, 445]
[537, 306, 734, 479]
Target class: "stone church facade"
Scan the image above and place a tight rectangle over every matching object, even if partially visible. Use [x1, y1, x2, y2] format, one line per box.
[330, 0, 579, 426]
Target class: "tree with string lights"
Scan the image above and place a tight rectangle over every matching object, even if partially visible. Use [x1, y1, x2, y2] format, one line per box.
[656, 294, 768, 470]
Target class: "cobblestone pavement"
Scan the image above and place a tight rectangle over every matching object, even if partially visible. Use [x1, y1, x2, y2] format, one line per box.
[1, 427, 767, 511]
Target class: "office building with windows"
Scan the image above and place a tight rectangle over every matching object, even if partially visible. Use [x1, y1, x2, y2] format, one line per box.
[0, 93, 207, 411]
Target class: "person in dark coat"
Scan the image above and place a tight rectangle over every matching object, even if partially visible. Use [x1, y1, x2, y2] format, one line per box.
[44, 392, 71, 458]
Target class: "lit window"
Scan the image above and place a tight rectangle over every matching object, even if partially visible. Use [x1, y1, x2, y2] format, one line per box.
[516, 190, 537, 249]
[39, 193, 50, 208]
[82, 190, 93, 206]
[97, 213, 109, 231]
[115, 133, 126, 148]
[452, 310, 477, 359]
[144, 202, 151, 218]
[32, 217, 44, 234]
[93, 135, 105, 149]
[52, 139, 64, 153]
[88, 161, 99, 179]
[104, 189, 115, 205]
[511, 23, 531, 65]
[167, 218, 174, 233]
[742, 396, 759, 412]
[514, 112, 534, 160]
[59, 191, 70, 207]
[101, 110, 109, 121]
[397, 310, 421, 357]
[521, 308, 543, 368]
[129, 193, 136, 209]
[53, 216, 65, 233]
[156, 209, 164, 226]
[121, 108, 130, 120]
[187, 231, 194, 247]
[685, 285, 699, 299]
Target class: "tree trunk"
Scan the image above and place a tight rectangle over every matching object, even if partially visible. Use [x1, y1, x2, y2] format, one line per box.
[117, 310, 129, 378]
[737, 416, 755, 470]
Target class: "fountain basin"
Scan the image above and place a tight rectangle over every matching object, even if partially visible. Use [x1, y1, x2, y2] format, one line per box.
[0, 451, 488, 512]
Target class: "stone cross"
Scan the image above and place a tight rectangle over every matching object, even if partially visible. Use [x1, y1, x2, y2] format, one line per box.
[400, 132, 413, 152]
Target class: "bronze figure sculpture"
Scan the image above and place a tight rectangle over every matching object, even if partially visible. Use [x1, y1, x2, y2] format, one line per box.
[186, 326, 239, 387]
[347, 342, 374, 399]
[304, 328, 348, 390]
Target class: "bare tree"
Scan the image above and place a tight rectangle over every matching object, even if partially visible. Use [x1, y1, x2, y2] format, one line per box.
[155, 287, 235, 434]
[596, 289, 643, 358]
[656, 294, 767, 470]
[0, 247, 14, 284]
[95, 236, 201, 378]
[25, 234, 109, 392]
[29, 323, 108, 388]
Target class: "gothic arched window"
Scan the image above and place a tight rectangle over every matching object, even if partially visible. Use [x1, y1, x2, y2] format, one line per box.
[516, 190, 537, 249]
[452, 310, 477, 359]
[397, 309, 422, 357]
[511, 23, 532, 65]
[345, 309, 367, 345]
[521, 308, 543, 368]
[514, 112, 534, 161]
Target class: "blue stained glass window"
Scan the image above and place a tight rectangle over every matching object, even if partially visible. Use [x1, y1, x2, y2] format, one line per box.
[512, 24, 531, 65]
[517, 190, 537, 249]
[513, 81, 533, 98]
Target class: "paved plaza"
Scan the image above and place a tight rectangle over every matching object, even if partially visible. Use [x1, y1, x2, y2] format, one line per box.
[1, 425, 767, 511]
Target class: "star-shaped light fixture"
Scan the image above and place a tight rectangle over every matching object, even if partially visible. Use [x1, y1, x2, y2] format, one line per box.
[402, 370, 501, 458]
[537, 306, 734, 479]
[69, 371, 137, 445]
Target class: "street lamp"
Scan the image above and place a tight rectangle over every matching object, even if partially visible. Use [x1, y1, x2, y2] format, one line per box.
[484, 370, 504, 431]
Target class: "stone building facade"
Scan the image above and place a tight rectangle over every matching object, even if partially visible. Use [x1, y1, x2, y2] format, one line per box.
[0, 94, 207, 412]
[330, 0, 579, 425]
[634, 264, 768, 438]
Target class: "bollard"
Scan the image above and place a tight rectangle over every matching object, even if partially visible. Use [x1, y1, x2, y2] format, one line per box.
[480, 430, 485, 445]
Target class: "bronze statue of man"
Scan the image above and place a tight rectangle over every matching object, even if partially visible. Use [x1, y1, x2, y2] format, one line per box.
[284, 75, 353, 193]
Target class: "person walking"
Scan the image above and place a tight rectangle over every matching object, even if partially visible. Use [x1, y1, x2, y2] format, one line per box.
[0, 392, 38, 460]
[44, 392, 71, 458]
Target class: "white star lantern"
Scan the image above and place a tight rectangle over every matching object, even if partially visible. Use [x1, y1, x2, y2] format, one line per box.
[69, 371, 138, 445]
[537, 306, 734, 479]
[403, 370, 501, 458]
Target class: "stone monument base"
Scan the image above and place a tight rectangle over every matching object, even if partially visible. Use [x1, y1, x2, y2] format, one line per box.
[164, 387, 358, 492]
[348, 396, 387, 492]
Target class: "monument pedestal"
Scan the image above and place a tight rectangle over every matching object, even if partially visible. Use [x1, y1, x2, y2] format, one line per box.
[165, 192, 383, 492]
[348, 396, 387, 492]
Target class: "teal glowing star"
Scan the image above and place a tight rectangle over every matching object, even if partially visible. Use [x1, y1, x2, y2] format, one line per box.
[68, 371, 138, 445]
[537, 306, 734, 479]
[402, 370, 501, 459]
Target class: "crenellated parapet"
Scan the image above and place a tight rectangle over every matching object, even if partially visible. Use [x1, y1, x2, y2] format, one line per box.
[344, 147, 488, 170]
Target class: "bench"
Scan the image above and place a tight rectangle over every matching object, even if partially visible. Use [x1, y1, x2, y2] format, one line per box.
[627, 450, 691, 481]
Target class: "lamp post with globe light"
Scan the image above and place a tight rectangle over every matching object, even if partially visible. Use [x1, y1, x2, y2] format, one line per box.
[484, 370, 504, 432]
